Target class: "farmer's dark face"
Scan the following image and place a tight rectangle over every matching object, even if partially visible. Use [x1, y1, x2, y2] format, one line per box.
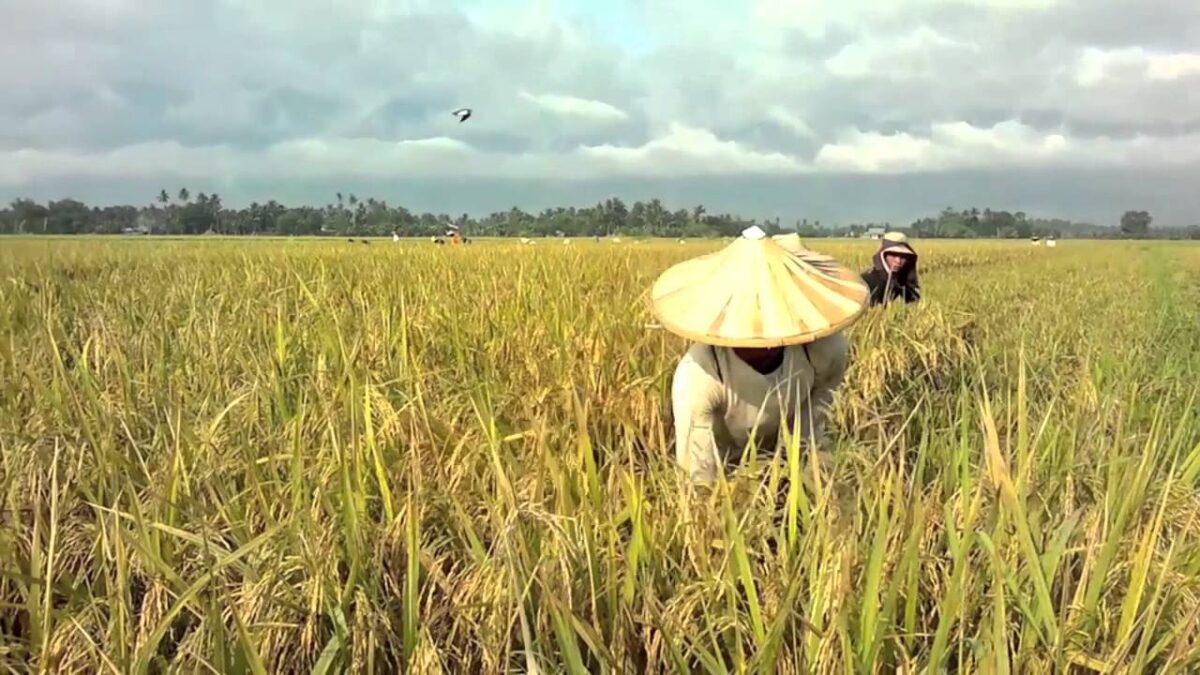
[733, 347, 784, 371]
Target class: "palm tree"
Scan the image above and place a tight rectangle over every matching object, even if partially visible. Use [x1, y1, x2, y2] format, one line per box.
[209, 193, 222, 233]
[157, 189, 171, 233]
[178, 188, 190, 204]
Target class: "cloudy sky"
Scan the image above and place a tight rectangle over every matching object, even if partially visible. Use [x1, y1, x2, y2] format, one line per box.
[3, 0, 1199, 226]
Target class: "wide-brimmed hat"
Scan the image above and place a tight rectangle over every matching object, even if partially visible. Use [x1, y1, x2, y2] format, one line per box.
[879, 232, 917, 256]
[650, 226, 869, 347]
[879, 239, 917, 258]
[772, 233, 835, 261]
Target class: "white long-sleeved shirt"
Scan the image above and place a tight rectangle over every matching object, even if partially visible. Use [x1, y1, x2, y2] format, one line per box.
[671, 332, 849, 483]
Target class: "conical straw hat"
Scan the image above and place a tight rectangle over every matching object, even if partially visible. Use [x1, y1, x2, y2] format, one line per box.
[650, 226, 869, 347]
[772, 233, 835, 261]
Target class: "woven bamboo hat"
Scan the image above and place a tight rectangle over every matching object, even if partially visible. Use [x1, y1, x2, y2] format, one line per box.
[772, 232, 835, 261]
[650, 226, 869, 347]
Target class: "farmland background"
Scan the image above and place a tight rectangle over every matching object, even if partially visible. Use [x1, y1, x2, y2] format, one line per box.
[2, 237, 1200, 673]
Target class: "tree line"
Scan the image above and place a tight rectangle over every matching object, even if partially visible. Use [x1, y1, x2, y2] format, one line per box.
[2, 190, 1197, 240]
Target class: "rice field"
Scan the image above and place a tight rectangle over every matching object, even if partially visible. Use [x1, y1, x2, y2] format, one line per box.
[2, 236, 1199, 674]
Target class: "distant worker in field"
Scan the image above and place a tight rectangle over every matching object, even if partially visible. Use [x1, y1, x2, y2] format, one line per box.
[861, 231, 920, 306]
[651, 226, 870, 484]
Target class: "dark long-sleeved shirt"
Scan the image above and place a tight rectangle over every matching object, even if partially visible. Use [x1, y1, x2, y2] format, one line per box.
[861, 267, 921, 306]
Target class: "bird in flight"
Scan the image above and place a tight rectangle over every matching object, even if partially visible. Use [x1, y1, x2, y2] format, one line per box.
[452, 108, 472, 123]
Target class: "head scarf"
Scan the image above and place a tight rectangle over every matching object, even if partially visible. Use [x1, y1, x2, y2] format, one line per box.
[872, 238, 919, 288]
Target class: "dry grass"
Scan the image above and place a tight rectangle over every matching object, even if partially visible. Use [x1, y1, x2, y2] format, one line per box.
[2, 237, 1200, 674]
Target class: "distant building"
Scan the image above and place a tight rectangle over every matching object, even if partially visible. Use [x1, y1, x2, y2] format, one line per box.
[132, 212, 156, 234]
[862, 227, 886, 239]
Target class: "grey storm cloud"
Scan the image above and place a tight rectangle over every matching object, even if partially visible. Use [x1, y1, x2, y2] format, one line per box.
[1, 0, 1198, 226]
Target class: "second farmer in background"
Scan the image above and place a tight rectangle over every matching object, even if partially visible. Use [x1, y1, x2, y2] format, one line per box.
[861, 232, 921, 306]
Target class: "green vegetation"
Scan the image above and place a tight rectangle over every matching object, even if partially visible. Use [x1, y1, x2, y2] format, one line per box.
[5, 193, 1198, 239]
[2, 238, 1199, 672]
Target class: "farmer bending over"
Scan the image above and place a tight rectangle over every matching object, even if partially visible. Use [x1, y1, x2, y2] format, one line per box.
[650, 226, 870, 484]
